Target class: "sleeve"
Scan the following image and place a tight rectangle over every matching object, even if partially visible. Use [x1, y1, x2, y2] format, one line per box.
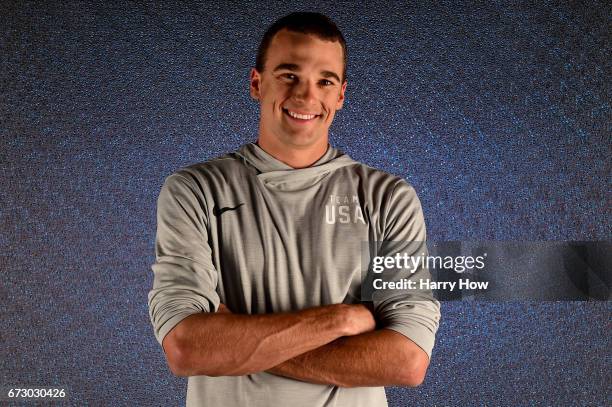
[372, 179, 441, 358]
[147, 173, 220, 346]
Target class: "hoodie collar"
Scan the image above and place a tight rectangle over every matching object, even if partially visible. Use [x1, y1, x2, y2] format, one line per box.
[234, 142, 357, 190]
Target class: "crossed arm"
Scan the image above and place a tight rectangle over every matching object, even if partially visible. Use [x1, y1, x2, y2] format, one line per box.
[155, 175, 434, 387]
[162, 303, 430, 387]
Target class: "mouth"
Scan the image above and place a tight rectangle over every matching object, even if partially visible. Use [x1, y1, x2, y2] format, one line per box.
[283, 108, 322, 123]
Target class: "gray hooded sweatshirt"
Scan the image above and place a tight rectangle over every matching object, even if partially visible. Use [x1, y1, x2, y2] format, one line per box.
[148, 143, 441, 407]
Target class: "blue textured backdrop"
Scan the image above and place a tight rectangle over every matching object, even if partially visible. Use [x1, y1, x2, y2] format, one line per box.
[1, 1, 610, 406]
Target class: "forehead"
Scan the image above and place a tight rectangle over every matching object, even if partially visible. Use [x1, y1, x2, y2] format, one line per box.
[265, 29, 344, 72]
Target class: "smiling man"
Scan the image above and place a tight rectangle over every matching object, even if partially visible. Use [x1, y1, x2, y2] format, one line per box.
[148, 12, 441, 407]
[252, 27, 347, 167]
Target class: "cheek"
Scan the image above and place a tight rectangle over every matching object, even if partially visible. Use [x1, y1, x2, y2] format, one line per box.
[266, 90, 288, 109]
[325, 95, 341, 112]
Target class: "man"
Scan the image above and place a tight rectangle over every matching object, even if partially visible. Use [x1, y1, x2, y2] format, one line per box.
[148, 12, 441, 406]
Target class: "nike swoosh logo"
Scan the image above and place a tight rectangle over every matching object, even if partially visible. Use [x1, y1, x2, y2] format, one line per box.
[213, 203, 244, 216]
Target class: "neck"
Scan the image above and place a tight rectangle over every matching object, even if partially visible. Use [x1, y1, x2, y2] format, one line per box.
[256, 137, 329, 169]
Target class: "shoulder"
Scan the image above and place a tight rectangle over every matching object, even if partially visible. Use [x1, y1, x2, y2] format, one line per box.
[157, 153, 245, 216]
[162, 152, 247, 192]
[341, 160, 418, 199]
[175, 152, 242, 179]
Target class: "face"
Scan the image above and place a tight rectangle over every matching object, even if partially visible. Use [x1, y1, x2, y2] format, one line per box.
[250, 29, 347, 151]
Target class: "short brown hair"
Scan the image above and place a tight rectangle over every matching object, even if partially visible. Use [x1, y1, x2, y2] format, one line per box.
[255, 12, 347, 82]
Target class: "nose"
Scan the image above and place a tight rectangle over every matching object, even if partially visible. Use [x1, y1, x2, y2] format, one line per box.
[291, 79, 317, 104]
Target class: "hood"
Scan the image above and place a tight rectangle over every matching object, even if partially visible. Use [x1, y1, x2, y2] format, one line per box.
[233, 142, 357, 191]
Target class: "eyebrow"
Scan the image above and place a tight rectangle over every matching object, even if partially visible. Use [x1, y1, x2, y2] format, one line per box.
[272, 63, 341, 83]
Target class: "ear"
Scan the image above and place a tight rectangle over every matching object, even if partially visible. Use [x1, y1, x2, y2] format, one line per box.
[250, 68, 262, 100]
[336, 80, 347, 110]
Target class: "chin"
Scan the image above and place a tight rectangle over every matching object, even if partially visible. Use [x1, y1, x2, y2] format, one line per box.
[282, 133, 325, 148]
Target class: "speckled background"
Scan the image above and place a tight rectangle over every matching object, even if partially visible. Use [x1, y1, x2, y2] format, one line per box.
[1, 1, 610, 406]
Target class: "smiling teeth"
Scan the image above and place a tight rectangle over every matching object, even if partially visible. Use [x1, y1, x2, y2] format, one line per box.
[286, 109, 317, 120]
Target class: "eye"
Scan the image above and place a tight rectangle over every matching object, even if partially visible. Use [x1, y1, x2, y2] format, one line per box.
[320, 79, 334, 86]
[280, 73, 297, 81]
